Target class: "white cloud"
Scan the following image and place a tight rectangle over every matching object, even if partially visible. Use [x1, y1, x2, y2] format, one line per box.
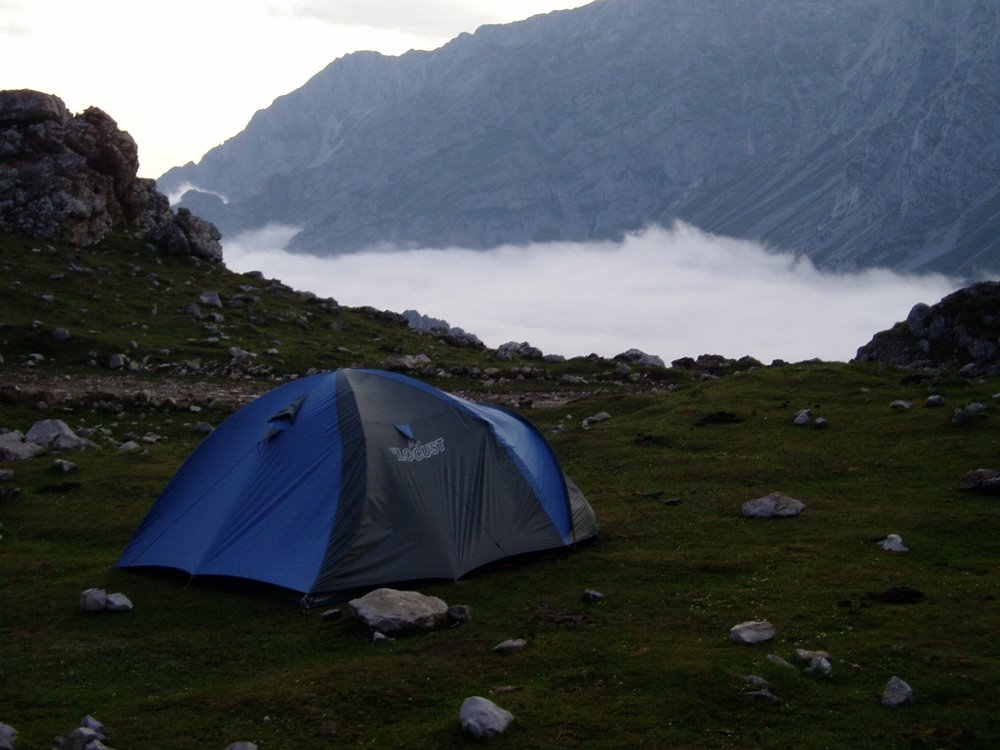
[221, 223, 962, 364]
[164, 182, 228, 207]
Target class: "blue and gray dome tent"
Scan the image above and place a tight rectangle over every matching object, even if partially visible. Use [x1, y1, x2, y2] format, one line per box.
[117, 369, 597, 600]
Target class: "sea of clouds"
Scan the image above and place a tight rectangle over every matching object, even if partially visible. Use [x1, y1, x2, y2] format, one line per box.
[221, 222, 963, 364]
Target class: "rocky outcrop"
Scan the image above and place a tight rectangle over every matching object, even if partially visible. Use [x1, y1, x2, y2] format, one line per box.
[852, 282, 1000, 373]
[0, 89, 221, 261]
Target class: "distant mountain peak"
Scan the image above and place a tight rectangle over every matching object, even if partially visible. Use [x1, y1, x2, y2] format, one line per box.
[160, 0, 1000, 275]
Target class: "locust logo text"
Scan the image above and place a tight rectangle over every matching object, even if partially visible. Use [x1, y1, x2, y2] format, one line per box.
[389, 438, 445, 462]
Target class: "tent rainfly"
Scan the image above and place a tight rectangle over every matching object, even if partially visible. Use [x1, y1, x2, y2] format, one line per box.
[117, 369, 597, 600]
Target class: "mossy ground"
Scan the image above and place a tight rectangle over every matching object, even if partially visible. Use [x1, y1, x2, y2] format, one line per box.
[2, 233, 998, 748]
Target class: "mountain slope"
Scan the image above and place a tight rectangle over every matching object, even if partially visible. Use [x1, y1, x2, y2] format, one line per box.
[160, 0, 1000, 275]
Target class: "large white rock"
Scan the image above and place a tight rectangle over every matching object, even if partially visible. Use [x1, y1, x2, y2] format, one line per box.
[348, 588, 450, 635]
[730, 620, 775, 644]
[24, 419, 93, 451]
[741, 492, 805, 518]
[459, 696, 514, 738]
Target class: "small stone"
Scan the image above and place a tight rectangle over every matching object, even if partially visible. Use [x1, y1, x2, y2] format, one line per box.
[51, 327, 71, 342]
[793, 409, 811, 426]
[925, 394, 946, 407]
[194, 422, 214, 434]
[223, 743, 258, 750]
[80, 715, 106, 738]
[881, 676, 914, 707]
[877, 533, 909, 552]
[890, 400, 912, 410]
[105, 592, 133, 612]
[729, 620, 775, 644]
[199, 291, 223, 308]
[805, 656, 833, 676]
[229, 347, 253, 361]
[959, 468, 1000, 493]
[0, 722, 17, 750]
[372, 631, 394, 644]
[118, 441, 141, 452]
[51, 459, 77, 473]
[581, 411, 611, 428]
[581, 589, 605, 602]
[459, 696, 514, 738]
[447, 604, 473, 625]
[493, 638, 527, 653]
[794, 648, 830, 662]
[79, 588, 107, 611]
[766, 654, 795, 669]
[741, 492, 805, 518]
[0, 469, 15, 482]
[741, 674, 769, 687]
[813, 417, 830, 429]
[320, 608, 342, 622]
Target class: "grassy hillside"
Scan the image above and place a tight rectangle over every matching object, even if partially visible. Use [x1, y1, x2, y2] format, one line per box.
[2, 232, 998, 748]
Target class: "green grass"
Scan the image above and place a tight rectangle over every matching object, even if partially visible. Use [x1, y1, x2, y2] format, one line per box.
[2, 233, 999, 748]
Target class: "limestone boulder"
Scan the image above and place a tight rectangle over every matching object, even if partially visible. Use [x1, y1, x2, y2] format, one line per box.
[24, 419, 94, 451]
[348, 588, 450, 635]
[729, 620, 775, 644]
[459, 696, 514, 738]
[741, 492, 805, 518]
[881, 676, 914, 707]
[0, 432, 44, 461]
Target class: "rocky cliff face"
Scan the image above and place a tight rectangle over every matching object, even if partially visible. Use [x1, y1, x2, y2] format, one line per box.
[853, 282, 1000, 374]
[160, 0, 1000, 276]
[0, 89, 221, 261]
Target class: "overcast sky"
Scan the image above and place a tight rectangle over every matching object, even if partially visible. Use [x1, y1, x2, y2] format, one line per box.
[0, 0, 591, 178]
[222, 223, 961, 364]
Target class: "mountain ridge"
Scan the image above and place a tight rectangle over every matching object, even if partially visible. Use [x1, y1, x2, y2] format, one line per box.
[161, 0, 1000, 275]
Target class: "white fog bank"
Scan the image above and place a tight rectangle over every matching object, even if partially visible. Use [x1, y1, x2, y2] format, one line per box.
[222, 223, 964, 364]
